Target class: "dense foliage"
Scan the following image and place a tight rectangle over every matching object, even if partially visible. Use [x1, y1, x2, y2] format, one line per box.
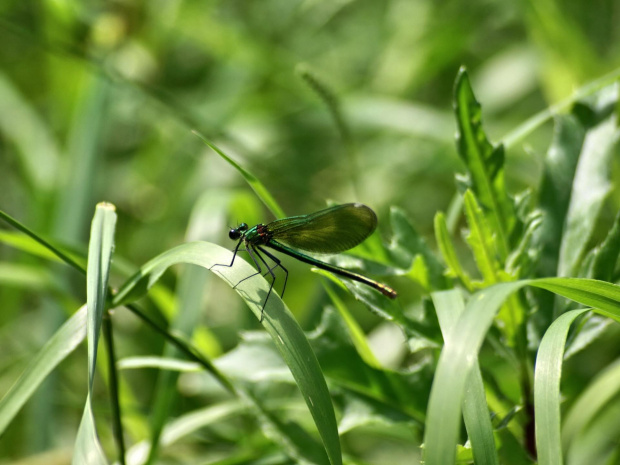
[1, 1, 620, 464]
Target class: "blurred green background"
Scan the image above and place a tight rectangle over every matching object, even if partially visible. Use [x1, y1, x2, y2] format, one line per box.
[1, 0, 620, 463]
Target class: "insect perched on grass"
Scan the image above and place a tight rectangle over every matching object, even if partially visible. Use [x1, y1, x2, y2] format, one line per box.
[214, 203, 398, 321]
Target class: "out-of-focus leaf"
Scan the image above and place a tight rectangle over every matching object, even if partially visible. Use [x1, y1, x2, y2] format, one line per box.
[388, 206, 447, 290]
[314, 269, 404, 326]
[562, 358, 620, 449]
[113, 241, 341, 465]
[0, 72, 60, 191]
[117, 356, 202, 372]
[193, 130, 286, 220]
[0, 306, 86, 435]
[563, 314, 610, 360]
[536, 114, 584, 278]
[336, 390, 417, 435]
[322, 285, 381, 369]
[434, 212, 472, 291]
[454, 68, 514, 259]
[308, 307, 429, 423]
[125, 401, 245, 465]
[432, 290, 499, 465]
[344, 96, 453, 142]
[534, 309, 588, 465]
[558, 85, 619, 277]
[243, 387, 330, 465]
[564, 397, 620, 465]
[590, 210, 620, 281]
[505, 213, 542, 279]
[0, 211, 86, 274]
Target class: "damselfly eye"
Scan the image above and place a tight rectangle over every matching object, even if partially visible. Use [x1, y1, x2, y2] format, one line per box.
[229, 228, 241, 240]
[239, 223, 248, 231]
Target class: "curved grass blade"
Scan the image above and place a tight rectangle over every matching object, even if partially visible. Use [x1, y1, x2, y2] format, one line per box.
[534, 309, 589, 465]
[0, 209, 85, 274]
[0, 306, 87, 435]
[192, 130, 286, 219]
[432, 289, 499, 465]
[73, 203, 117, 465]
[113, 241, 342, 465]
[424, 277, 620, 465]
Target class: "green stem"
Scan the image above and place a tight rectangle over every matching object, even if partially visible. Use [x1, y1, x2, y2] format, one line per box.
[102, 313, 126, 465]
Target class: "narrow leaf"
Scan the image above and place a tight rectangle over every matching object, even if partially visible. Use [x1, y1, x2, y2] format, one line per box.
[192, 130, 286, 219]
[0, 306, 87, 434]
[73, 202, 117, 464]
[432, 290, 499, 465]
[534, 309, 589, 465]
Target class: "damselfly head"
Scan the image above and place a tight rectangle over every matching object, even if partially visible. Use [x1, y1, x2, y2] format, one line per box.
[229, 223, 248, 240]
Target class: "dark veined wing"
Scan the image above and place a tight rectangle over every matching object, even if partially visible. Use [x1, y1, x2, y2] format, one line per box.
[266, 203, 378, 254]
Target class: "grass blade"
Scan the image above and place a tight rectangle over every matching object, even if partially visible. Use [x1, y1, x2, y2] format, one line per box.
[192, 130, 286, 219]
[73, 202, 117, 464]
[432, 289, 499, 465]
[425, 277, 620, 464]
[0, 306, 87, 435]
[113, 241, 342, 465]
[534, 309, 588, 465]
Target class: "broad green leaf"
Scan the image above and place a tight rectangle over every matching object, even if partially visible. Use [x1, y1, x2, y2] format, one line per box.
[113, 241, 342, 465]
[73, 203, 117, 465]
[193, 130, 286, 219]
[558, 85, 619, 277]
[434, 211, 472, 291]
[454, 68, 514, 258]
[534, 309, 588, 465]
[0, 306, 87, 435]
[536, 114, 584, 278]
[432, 290, 499, 465]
